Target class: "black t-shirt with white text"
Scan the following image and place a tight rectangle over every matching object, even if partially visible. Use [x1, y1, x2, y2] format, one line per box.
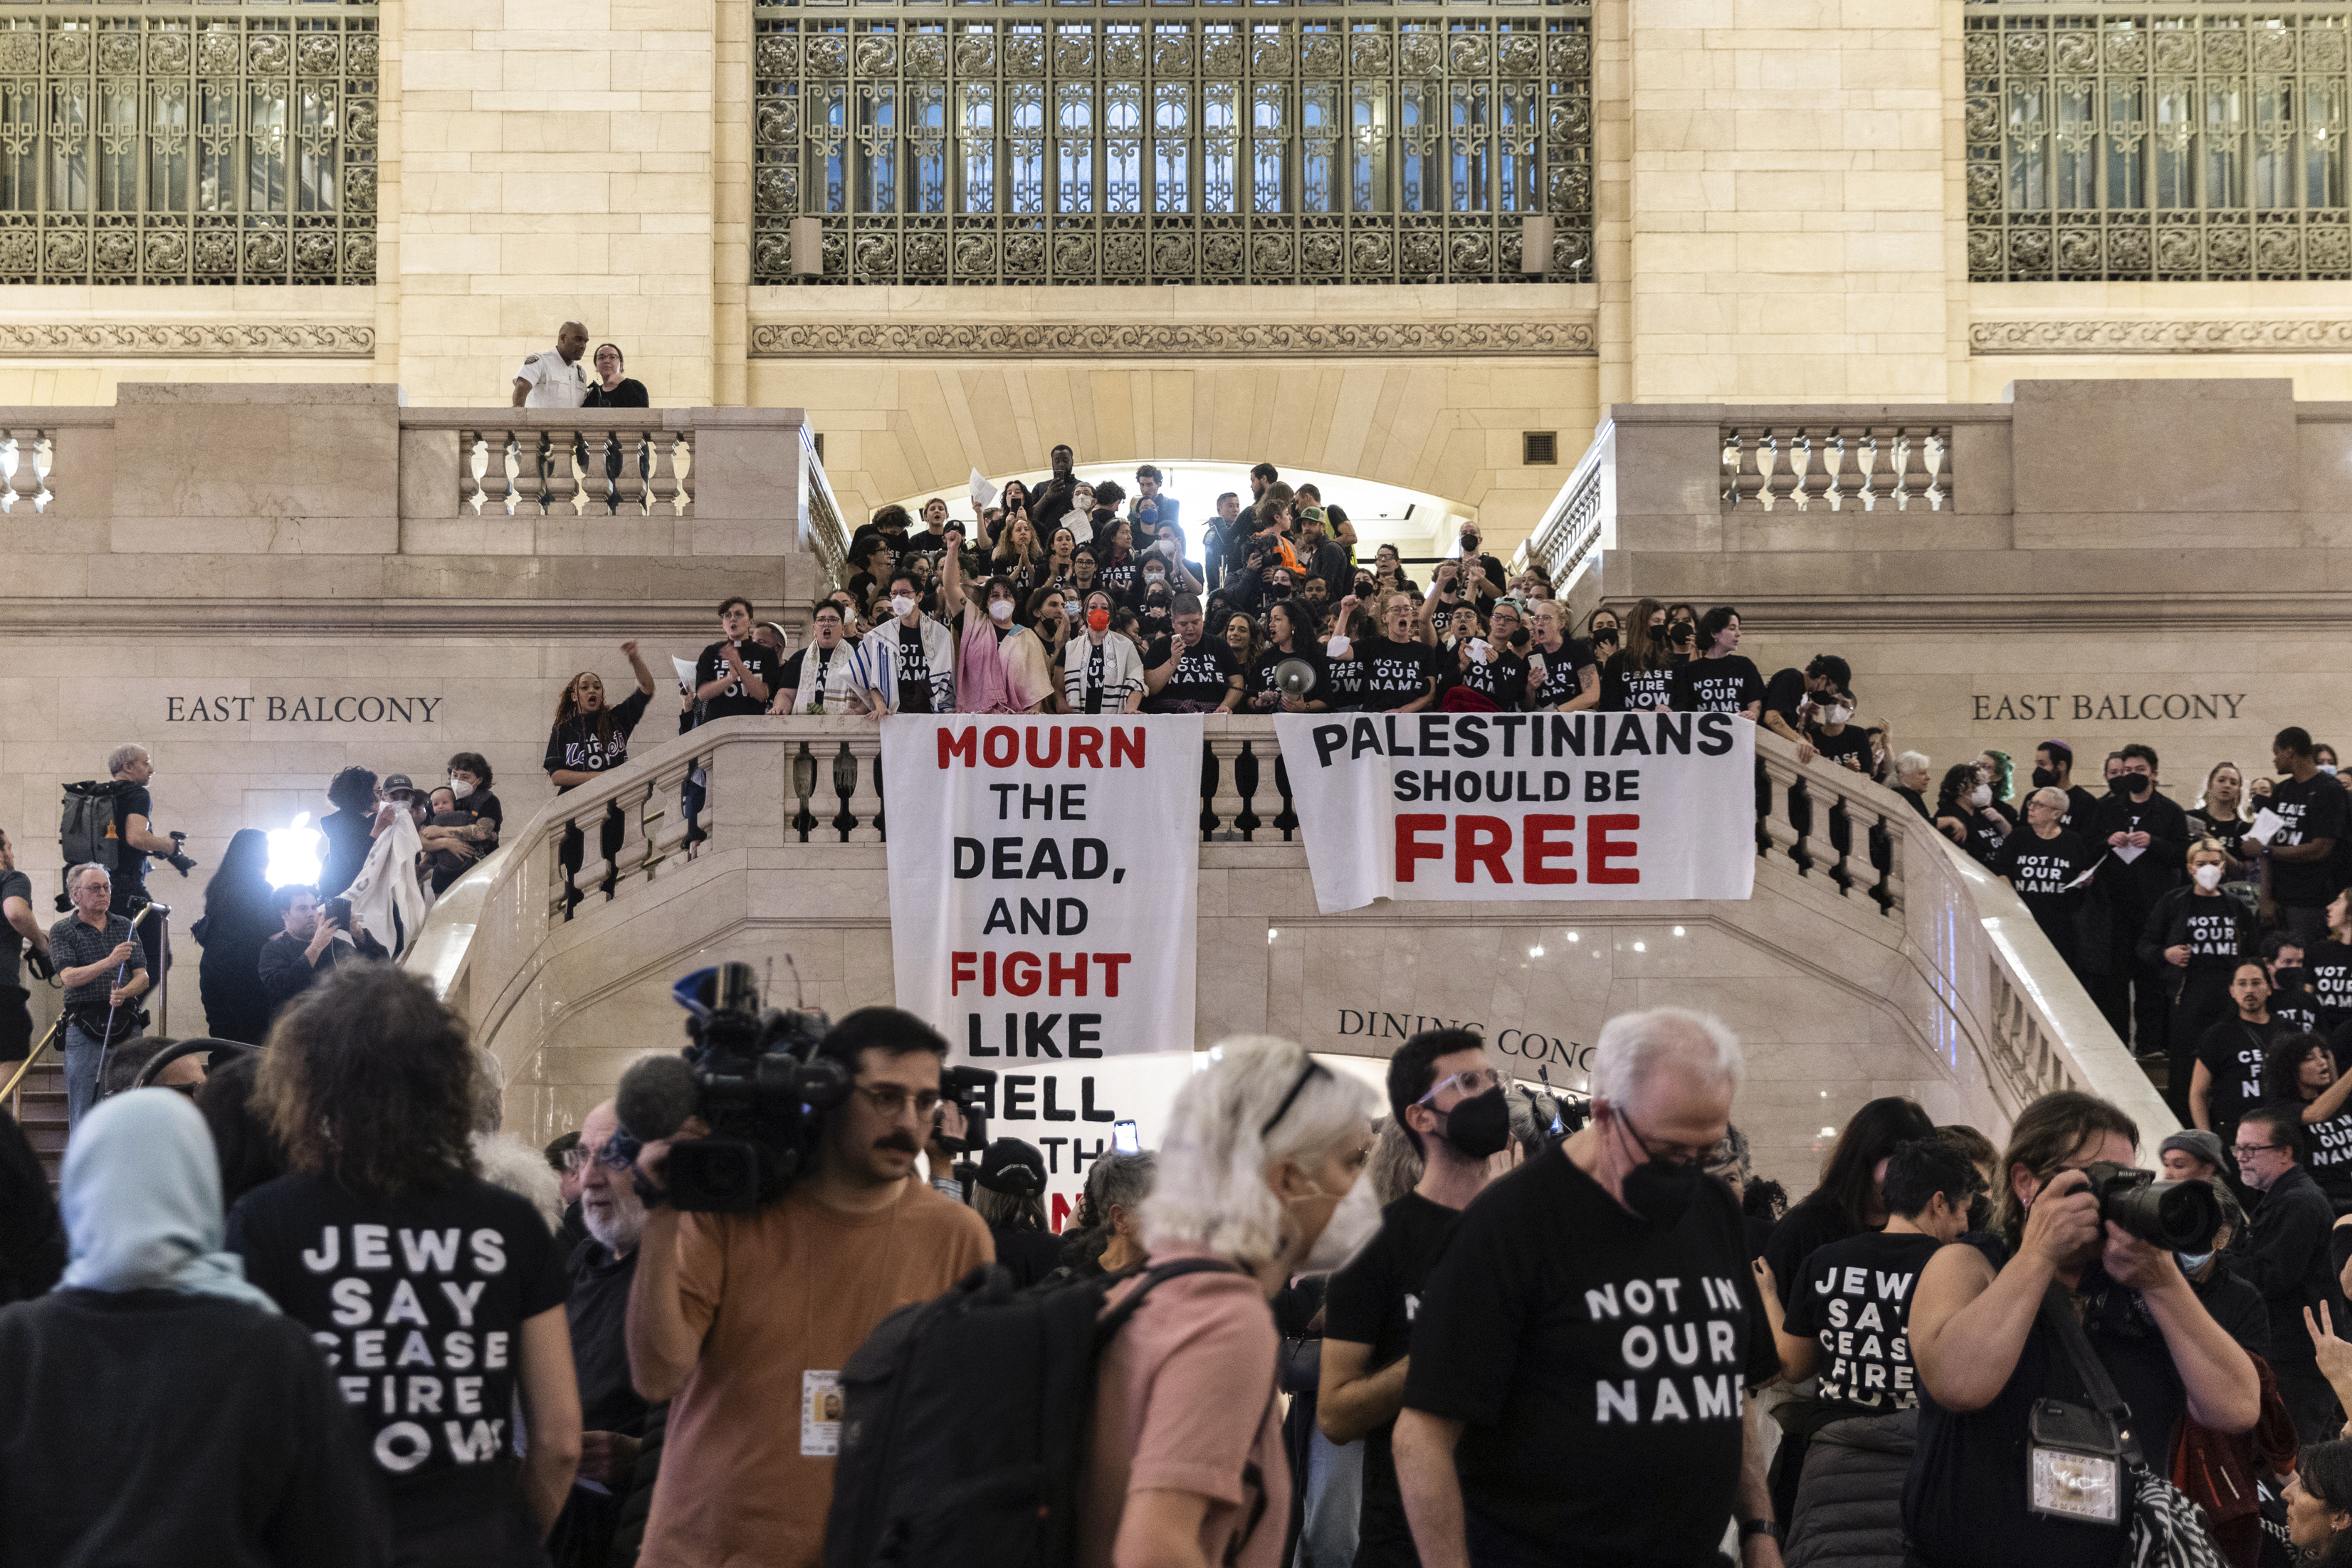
[1323, 1192, 1463, 1568]
[2268, 774, 2348, 907]
[1143, 636, 1240, 708]
[2305, 1104, 2352, 1205]
[2176, 895, 2249, 970]
[1781, 1231, 1942, 1419]
[1528, 638, 1595, 710]
[2306, 940, 2352, 1028]
[542, 688, 652, 792]
[2277, 986, 2324, 1036]
[1348, 636, 1442, 712]
[1600, 653, 1675, 713]
[1402, 1147, 1778, 1565]
[1671, 654, 1765, 715]
[1810, 725, 1874, 774]
[890, 622, 935, 715]
[1761, 668, 1813, 732]
[693, 638, 784, 724]
[1990, 828, 2091, 949]
[1243, 644, 1328, 710]
[2195, 1016, 2281, 1135]
[227, 1171, 569, 1532]
[1452, 643, 1532, 710]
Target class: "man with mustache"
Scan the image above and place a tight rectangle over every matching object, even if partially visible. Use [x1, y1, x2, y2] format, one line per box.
[627, 1009, 993, 1568]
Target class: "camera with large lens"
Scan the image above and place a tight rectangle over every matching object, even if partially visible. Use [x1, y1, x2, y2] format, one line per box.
[615, 961, 850, 1213]
[2077, 1161, 2221, 1253]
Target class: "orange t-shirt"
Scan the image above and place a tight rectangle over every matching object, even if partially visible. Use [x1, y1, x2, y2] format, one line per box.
[637, 1176, 994, 1568]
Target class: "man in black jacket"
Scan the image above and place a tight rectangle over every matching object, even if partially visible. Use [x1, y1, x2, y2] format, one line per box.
[257, 886, 387, 1016]
[2234, 1105, 2346, 1444]
[2088, 742, 2191, 1064]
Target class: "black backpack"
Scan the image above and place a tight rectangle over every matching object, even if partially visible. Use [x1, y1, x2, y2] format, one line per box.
[823, 1257, 1251, 1568]
[58, 780, 125, 875]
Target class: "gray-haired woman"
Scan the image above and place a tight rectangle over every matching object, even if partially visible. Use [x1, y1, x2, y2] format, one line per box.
[1078, 1037, 1379, 1568]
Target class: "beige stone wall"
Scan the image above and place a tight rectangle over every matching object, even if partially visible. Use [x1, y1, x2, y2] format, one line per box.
[1622, 0, 1948, 404]
[392, 0, 718, 406]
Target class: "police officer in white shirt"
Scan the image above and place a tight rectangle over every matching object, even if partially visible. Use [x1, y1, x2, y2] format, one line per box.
[512, 321, 591, 408]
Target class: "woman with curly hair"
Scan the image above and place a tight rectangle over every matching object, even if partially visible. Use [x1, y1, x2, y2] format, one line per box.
[229, 963, 579, 1567]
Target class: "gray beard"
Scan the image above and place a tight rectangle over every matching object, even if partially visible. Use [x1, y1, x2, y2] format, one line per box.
[583, 1199, 645, 1257]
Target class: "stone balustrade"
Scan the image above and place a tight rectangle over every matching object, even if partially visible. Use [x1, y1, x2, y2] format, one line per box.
[1721, 424, 1954, 514]
[414, 713, 2165, 1140]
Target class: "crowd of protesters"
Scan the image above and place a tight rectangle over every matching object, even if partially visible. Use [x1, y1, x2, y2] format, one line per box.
[14, 966, 2352, 1568]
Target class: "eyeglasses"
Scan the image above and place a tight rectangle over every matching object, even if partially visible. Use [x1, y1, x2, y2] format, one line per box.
[1417, 1068, 1503, 1105]
[1261, 1057, 1333, 1137]
[2232, 1142, 2289, 1157]
[1614, 1108, 1718, 1169]
[561, 1147, 597, 1174]
[856, 1082, 943, 1120]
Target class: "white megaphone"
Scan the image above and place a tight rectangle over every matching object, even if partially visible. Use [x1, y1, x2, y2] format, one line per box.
[1275, 658, 1319, 698]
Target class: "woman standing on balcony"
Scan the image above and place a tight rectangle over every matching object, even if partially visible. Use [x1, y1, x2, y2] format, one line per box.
[1934, 764, 2008, 864]
[940, 525, 1053, 715]
[582, 343, 647, 409]
[992, 513, 1047, 614]
[1597, 597, 1674, 712]
[2190, 762, 2253, 872]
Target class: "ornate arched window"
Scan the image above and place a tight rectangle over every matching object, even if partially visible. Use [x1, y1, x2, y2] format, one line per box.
[753, 0, 1592, 285]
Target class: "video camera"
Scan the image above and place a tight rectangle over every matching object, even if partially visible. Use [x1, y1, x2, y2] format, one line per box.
[612, 961, 848, 1213]
[614, 960, 1002, 1213]
[2073, 1161, 2221, 1253]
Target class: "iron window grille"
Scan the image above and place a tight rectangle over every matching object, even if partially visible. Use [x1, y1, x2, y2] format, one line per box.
[752, 0, 1593, 286]
[0, 2, 378, 285]
[1966, 4, 2352, 281]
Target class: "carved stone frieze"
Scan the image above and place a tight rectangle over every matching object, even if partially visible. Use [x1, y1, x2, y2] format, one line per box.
[1970, 319, 2352, 355]
[0, 322, 377, 358]
[750, 320, 1596, 358]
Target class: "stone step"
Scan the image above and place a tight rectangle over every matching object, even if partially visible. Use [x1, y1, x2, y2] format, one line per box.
[9, 1057, 66, 1187]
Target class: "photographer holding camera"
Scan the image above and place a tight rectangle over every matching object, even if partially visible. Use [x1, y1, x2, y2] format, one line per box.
[257, 886, 388, 1018]
[625, 1004, 992, 1568]
[1905, 1091, 2258, 1568]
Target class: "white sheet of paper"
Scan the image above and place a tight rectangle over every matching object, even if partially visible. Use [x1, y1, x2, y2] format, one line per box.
[2063, 857, 2106, 891]
[671, 655, 698, 690]
[968, 467, 998, 513]
[2113, 843, 2145, 864]
[2245, 807, 2287, 848]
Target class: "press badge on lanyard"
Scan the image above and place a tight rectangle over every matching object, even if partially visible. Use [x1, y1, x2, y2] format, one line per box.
[802, 1369, 843, 1457]
[2027, 1397, 2123, 1525]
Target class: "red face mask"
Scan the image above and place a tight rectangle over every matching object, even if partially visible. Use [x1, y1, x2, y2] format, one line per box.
[1086, 608, 1111, 633]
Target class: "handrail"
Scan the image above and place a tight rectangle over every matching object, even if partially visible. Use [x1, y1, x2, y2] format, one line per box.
[0, 1016, 61, 1104]
[401, 714, 2164, 1141]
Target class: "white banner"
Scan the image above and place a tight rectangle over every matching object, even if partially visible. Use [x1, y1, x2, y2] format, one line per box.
[1276, 710, 1759, 913]
[883, 714, 1202, 1059]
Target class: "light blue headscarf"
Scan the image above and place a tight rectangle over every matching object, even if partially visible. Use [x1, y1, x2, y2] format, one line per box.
[59, 1087, 280, 1313]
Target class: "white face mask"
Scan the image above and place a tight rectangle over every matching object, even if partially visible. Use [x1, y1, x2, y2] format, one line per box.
[2194, 863, 2224, 891]
[988, 599, 1014, 623]
[1968, 785, 1993, 809]
[1326, 635, 1351, 658]
[890, 595, 918, 620]
[2324, 765, 2341, 777]
[1294, 1172, 1381, 1274]
[1145, 571, 1165, 586]
[1826, 705, 1852, 726]
[449, 779, 473, 800]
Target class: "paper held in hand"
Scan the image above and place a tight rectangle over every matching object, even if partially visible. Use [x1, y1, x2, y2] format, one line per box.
[968, 467, 997, 514]
[671, 655, 698, 690]
[2244, 807, 2287, 849]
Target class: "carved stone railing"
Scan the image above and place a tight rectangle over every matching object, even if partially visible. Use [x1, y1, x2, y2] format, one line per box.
[1720, 423, 1953, 513]
[407, 714, 2165, 1140]
[1516, 436, 1608, 589]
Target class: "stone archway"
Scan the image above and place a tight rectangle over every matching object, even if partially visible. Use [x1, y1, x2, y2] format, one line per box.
[748, 328, 1597, 553]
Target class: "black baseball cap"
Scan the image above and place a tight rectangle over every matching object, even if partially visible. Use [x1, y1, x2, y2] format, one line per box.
[977, 1137, 1047, 1196]
[379, 773, 418, 801]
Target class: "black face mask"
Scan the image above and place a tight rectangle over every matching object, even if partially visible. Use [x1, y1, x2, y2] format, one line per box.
[2275, 966, 2309, 993]
[1438, 1087, 1512, 1161]
[1612, 1112, 1701, 1228]
[1510, 628, 1532, 651]
[2030, 767, 2058, 789]
[2121, 774, 2151, 796]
